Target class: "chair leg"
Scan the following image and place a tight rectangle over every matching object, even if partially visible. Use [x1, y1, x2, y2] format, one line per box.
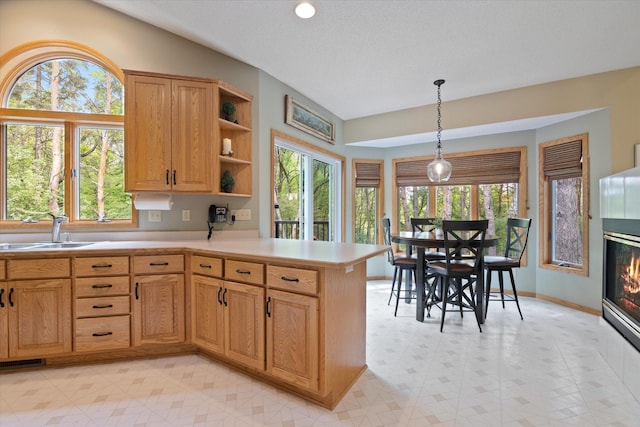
[498, 271, 506, 309]
[394, 269, 404, 316]
[440, 278, 450, 333]
[388, 267, 399, 305]
[485, 268, 493, 318]
[467, 279, 482, 333]
[508, 268, 524, 320]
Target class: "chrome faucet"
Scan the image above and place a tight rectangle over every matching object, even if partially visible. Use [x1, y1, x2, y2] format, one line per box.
[50, 214, 68, 243]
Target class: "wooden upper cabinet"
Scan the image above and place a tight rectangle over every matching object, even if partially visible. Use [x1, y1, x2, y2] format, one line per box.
[124, 71, 215, 193]
[124, 73, 172, 192]
[171, 79, 213, 192]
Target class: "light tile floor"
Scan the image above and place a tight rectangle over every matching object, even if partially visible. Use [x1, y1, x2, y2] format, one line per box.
[1, 280, 639, 426]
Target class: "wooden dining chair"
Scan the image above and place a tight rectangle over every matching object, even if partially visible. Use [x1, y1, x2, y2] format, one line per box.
[410, 217, 446, 261]
[426, 219, 488, 332]
[381, 218, 417, 316]
[484, 217, 532, 320]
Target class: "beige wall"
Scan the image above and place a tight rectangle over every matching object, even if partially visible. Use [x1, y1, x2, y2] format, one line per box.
[345, 67, 640, 174]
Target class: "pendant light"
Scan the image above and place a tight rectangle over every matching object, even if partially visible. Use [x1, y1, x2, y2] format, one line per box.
[427, 79, 452, 182]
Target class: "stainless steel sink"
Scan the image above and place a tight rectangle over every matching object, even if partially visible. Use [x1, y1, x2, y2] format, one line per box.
[0, 242, 95, 250]
[0, 243, 41, 250]
[33, 242, 95, 249]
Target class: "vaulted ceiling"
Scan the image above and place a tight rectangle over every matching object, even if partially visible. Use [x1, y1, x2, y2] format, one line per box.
[93, 0, 640, 123]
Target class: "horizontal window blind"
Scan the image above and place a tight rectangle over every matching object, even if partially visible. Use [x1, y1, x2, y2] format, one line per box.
[395, 149, 522, 187]
[542, 138, 583, 181]
[355, 161, 382, 187]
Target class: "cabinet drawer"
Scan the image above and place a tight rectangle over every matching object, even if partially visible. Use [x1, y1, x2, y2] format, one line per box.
[8, 258, 70, 279]
[75, 256, 129, 277]
[191, 255, 223, 278]
[133, 254, 184, 274]
[225, 259, 264, 285]
[267, 265, 318, 295]
[75, 276, 130, 298]
[75, 315, 130, 352]
[76, 296, 130, 318]
[0, 260, 5, 280]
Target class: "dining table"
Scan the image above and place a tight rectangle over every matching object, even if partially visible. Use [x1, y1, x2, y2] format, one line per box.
[391, 230, 498, 323]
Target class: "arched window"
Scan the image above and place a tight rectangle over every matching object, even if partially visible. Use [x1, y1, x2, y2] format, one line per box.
[1, 43, 133, 227]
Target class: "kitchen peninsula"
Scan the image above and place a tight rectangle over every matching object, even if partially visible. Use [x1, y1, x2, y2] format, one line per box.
[0, 238, 387, 409]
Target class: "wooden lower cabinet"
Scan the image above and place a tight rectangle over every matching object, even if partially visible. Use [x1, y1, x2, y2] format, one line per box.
[224, 281, 265, 370]
[5, 279, 72, 358]
[191, 275, 265, 370]
[191, 274, 224, 354]
[266, 288, 319, 392]
[132, 274, 185, 346]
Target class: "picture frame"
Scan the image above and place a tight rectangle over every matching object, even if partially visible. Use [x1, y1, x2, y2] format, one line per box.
[635, 143, 640, 167]
[285, 95, 335, 144]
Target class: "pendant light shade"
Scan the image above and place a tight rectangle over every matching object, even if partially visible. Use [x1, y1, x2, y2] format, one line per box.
[427, 79, 452, 182]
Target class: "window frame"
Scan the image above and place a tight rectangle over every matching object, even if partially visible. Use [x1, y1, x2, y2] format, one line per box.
[0, 41, 136, 229]
[538, 133, 589, 276]
[352, 159, 384, 244]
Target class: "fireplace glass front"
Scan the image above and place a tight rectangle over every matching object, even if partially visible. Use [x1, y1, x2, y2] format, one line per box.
[603, 221, 640, 351]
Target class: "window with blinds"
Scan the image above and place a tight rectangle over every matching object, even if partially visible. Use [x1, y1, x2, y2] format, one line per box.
[538, 133, 589, 276]
[392, 146, 528, 254]
[395, 148, 523, 187]
[353, 159, 383, 244]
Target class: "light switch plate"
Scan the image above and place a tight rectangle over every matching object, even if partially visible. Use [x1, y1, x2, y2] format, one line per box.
[148, 210, 162, 222]
[182, 210, 191, 221]
[235, 209, 251, 221]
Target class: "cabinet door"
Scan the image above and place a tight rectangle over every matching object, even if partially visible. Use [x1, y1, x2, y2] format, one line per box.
[0, 283, 7, 359]
[132, 274, 185, 346]
[171, 80, 213, 192]
[224, 281, 265, 370]
[7, 279, 72, 358]
[266, 289, 319, 391]
[191, 275, 224, 354]
[124, 74, 172, 192]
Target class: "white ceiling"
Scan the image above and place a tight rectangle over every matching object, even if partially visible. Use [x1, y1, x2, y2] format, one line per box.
[93, 0, 640, 143]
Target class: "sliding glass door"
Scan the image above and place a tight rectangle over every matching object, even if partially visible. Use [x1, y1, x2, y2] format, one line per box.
[273, 135, 341, 242]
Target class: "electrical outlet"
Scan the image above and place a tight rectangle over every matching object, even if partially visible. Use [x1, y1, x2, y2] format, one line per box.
[148, 210, 162, 222]
[235, 209, 251, 221]
[182, 209, 191, 221]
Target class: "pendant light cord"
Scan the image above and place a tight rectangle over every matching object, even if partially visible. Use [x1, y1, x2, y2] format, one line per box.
[434, 79, 445, 155]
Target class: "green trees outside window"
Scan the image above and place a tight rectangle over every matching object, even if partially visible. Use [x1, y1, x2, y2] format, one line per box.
[2, 58, 131, 223]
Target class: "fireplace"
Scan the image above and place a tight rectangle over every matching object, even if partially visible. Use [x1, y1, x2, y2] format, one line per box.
[603, 218, 640, 351]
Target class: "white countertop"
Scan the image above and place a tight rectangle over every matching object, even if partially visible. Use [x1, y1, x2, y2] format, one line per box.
[0, 238, 388, 268]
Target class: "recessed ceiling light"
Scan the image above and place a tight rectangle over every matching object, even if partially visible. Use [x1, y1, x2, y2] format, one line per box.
[295, 2, 315, 19]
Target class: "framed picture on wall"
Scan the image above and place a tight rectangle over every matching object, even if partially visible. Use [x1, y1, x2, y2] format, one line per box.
[285, 95, 335, 144]
[636, 144, 640, 167]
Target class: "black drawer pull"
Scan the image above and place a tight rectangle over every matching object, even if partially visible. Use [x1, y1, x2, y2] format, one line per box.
[92, 332, 113, 337]
[199, 263, 212, 269]
[165, 169, 170, 185]
[149, 262, 169, 266]
[92, 284, 113, 289]
[280, 276, 300, 282]
[91, 264, 112, 269]
[8, 288, 14, 307]
[93, 304, 113, 309]
[0, 288, 4, 308]
[236, 269, 251, 275]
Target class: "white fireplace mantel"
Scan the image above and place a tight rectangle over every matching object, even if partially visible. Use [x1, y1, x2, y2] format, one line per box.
[600, 166, 640, 220]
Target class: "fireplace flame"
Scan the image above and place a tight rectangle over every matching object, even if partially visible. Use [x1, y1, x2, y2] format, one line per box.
[624, 254, 640, 295]
[631, 254, 639, 278]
